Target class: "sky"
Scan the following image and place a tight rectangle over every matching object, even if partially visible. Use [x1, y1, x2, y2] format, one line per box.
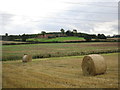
[0, 0, 119, 35]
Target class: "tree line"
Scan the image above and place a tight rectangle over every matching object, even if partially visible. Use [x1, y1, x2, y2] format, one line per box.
[2, 28, 116, 42]
[59, 28, 107, 41]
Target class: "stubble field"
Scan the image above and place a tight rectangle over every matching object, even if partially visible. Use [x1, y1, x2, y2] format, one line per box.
[3, 53, 118, 88]
[2, 42, 119, 61]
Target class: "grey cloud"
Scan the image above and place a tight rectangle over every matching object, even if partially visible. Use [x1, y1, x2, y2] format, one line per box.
[0, 13, 14, 26]
[0, 1, 118, 35]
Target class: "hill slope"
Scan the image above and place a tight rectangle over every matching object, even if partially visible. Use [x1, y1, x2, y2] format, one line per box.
[27, 37, 84, 42]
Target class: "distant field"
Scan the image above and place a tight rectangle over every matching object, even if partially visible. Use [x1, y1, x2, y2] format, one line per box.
[27, 37, 84, 42]
[3, 53, 118, 88]
[108, 38, 120, 40]
[1, 41, 27, 44]
[27, 37, 120, 42]
[2, 42, 119, 61]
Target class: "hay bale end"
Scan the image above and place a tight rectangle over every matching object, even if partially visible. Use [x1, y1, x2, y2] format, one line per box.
[22, 54, 32, 63]
[81, 54, 107, 76]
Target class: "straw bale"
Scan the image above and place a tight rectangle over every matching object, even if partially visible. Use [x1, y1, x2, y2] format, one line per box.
[81, 54, 107, 76]
[22, 54, 32, 62]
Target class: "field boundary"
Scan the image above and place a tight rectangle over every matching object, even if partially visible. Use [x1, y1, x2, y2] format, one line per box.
[2, 50, 120, 61]
[2, 40, 120, 45]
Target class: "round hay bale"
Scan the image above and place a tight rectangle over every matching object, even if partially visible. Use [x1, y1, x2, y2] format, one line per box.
[81, 54, 107, 76]
[22, 54, 32, 62]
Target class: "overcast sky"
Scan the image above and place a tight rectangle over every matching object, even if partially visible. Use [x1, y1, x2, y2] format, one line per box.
[0, 0, 119, 35]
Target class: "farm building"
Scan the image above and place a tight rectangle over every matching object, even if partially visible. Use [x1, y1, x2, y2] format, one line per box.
[37, 32, 65, 38]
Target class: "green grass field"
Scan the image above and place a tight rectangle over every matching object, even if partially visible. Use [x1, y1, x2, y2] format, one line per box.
[3, 53, 118, 88]
[27, 37, 84, 42]
[2, 42, 119, 61]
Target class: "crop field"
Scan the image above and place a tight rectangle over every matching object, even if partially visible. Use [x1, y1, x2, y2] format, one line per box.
[1, 41, 27, 44]
[2, 42, 119, 61]
[27, 37, 84, 42]
[2, 53, 118, 88]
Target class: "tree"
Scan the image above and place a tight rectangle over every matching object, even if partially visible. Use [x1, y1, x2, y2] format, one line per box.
[60, 28, 65, 35]
[73, 29, 77, 33]
[5, 33, 8, 37]
[5, 33, 8, 41]
[73, 29, 77, 36]
[41, 31, 46, 37]
[21, 34, 27, 42]
[66, 30, 74, 36]
[89, 34, 97, 39]
[98, 34, 107, 39]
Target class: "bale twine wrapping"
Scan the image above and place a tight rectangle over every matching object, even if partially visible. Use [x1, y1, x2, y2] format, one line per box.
[22, 54, 32, 62]
[81, 54, 107, 76]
